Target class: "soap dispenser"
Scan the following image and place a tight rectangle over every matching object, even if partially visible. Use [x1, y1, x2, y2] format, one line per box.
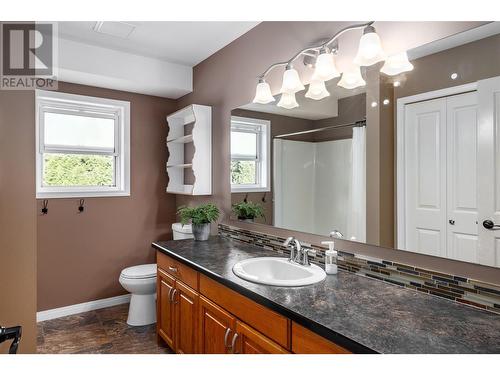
[321, 241, 338, 275]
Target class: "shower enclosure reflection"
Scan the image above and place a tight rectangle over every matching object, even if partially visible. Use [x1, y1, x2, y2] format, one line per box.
[230, 83, 366, 240]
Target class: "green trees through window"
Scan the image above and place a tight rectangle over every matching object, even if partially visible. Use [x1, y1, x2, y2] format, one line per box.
[43, 154, 114, 187]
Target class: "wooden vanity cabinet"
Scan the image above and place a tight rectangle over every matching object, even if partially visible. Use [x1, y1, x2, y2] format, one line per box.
[199, 296, 236, 354]
[235, 321, 289, 354]
[156, 250, 350, 354]
[157, 269, 176, 349]
[157, 267, 199, 353]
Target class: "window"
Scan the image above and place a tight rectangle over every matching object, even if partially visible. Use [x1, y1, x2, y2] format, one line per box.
[230, 116, 270, 192]
[36, 90, 130, 198]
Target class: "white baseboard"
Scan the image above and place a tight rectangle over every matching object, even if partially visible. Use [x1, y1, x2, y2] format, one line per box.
[37, 294, 131, 322]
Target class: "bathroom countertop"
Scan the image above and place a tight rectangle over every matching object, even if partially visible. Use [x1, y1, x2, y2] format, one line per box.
[152, 236, 500, 354]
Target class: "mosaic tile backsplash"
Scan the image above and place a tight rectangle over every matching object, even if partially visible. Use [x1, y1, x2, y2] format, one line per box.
[218, 223, 500, 315]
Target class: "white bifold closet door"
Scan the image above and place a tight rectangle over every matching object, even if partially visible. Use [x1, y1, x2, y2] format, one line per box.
[478, 76, 500, 267]
[404, 91, 479, 262]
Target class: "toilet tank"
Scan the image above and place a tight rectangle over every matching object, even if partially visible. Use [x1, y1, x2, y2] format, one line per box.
[172, 223, 194, 240]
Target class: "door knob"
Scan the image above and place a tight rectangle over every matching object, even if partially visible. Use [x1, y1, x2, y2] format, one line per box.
[483, 219, 500, 230]
[449, 219, 455, 225]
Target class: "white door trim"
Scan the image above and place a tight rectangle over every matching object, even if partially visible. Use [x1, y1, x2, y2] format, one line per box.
[396, 82, 478, 250]
[36, 294, 131, 322]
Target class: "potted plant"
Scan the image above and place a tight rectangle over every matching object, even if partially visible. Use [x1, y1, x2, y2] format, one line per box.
[232, 201, 265, 223]
[177, 203, 220, 241]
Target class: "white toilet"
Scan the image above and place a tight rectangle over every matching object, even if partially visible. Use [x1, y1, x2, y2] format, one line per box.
[119, 223, 193, 326]
[172, 222, 194, 240]
[119, 264, 157, 326]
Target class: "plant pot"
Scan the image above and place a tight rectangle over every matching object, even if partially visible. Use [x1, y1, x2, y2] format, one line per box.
[238, 217, 255, 223]
[192, 223, 211, 241]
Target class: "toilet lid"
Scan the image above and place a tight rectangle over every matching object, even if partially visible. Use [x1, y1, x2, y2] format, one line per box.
[120, 264, 157, 279]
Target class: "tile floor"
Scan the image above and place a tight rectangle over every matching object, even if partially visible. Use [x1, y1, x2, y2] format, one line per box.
[37, 304, 173, 354]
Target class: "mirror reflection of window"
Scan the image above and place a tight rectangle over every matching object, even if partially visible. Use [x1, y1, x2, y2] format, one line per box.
[230, 116, 270, 192]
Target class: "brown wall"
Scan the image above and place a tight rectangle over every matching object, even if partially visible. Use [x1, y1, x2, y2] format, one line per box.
[0, 91, 37, 354]
[37, 82, 177, 311]
[395, 33, 500, 99]
[176, 21, 500, 285]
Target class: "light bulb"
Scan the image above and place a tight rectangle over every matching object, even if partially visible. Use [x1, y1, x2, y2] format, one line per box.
[305, 80, 330, 100]
[338, 65, 366, 89]
[252, 80, 275, 104]
[380, 51, 414, 76]
[312, 50, 340, 82]
[280, 66, 305, 94]
[354, 26, 385, 66]
[277, 92, 299, 109]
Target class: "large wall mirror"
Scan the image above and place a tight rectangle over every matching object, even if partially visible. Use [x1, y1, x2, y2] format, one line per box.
[229, 23, 500, 268]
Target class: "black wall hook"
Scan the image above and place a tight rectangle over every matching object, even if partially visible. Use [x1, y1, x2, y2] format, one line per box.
[262, 192, 267, 203]
[78, 199, 85, 213]
[41, 200, 48, 215]
[243, 193, 248, 203]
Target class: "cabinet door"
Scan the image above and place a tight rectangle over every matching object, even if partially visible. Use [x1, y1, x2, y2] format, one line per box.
[174, 280, 199, 354]
[157, 269, 176, 349]
[234, 321, 289, 354]
[199, 296, 235, 354]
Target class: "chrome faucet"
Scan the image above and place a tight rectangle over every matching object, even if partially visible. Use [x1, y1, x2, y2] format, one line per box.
[283, 237, 316, 266]
[283, 236, 301, 263]
[329, 229, 343, 239]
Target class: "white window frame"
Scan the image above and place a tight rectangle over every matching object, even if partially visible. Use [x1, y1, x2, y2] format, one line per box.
[35, 90, 130, 198]
[230, 116, 271, 193]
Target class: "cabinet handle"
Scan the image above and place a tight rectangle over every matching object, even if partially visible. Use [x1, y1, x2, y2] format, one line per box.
[168, 266, 178, 273]
[170, 288, 178, 303]
[167, 288, 173, 302]
[230, 333, 239, 354]
[224, 328, 232, 348]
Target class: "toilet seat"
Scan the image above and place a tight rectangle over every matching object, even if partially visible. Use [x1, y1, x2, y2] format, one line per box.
[120, 264, 156, 279]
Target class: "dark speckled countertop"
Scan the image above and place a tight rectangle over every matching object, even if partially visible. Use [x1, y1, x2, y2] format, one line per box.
[152, 236, 500, 354]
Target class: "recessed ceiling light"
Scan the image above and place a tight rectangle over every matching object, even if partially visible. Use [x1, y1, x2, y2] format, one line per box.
[383, 99, 390, 105]
[393, 81, 401, 87]
[93, 21, 136, 39]
[371, 101, 378, 108]
[451, 72, 458, 80]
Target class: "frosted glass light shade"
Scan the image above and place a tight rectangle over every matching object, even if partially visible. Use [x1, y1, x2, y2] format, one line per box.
[312, 52, 340, 81]
[354, 30, 385, 66]
[253, 81, 275, 104]
[277, 92, 299, 109]
[280, 67, 305, 94]
[338, 65, 366, 89]
[380, 51, 414, 76]
[305, 80, 330, 100]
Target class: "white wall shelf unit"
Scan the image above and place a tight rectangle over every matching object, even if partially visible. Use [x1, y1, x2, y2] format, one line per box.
[166, 104, 212, 195]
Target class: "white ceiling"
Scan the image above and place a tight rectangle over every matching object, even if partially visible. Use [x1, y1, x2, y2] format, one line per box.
[58, 21, 260, 66]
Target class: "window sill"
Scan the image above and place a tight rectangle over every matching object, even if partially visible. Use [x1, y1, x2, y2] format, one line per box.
[36, 190, 130, 199]
[231, 187, 271, 193]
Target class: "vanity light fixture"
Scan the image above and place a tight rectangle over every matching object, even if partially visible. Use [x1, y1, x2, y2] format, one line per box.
[380, 51, 414, 76]
[253, 21, 413, 109]
[253, 79, 275, 104]
[312, 48, 340, 81]
[353, 25, 385, 66]
[370, 101, 378, 108]
[277, 92, 299, 109]
[280, 66, 305, 94]
[393, 81, 401, 87]
[383, 98, 390, 105]
[451, 72, 458, 80]
[305, 79, 330, 100]
[338, 65, 366, 89]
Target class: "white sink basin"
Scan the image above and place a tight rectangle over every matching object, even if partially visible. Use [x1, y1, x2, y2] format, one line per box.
[232, 257, 326, 287]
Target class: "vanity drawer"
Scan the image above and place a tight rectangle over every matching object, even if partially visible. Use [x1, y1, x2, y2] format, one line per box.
[291, 322, 351, 354]
[157, 251, 199, 290]
[199, 274, 290, 349]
